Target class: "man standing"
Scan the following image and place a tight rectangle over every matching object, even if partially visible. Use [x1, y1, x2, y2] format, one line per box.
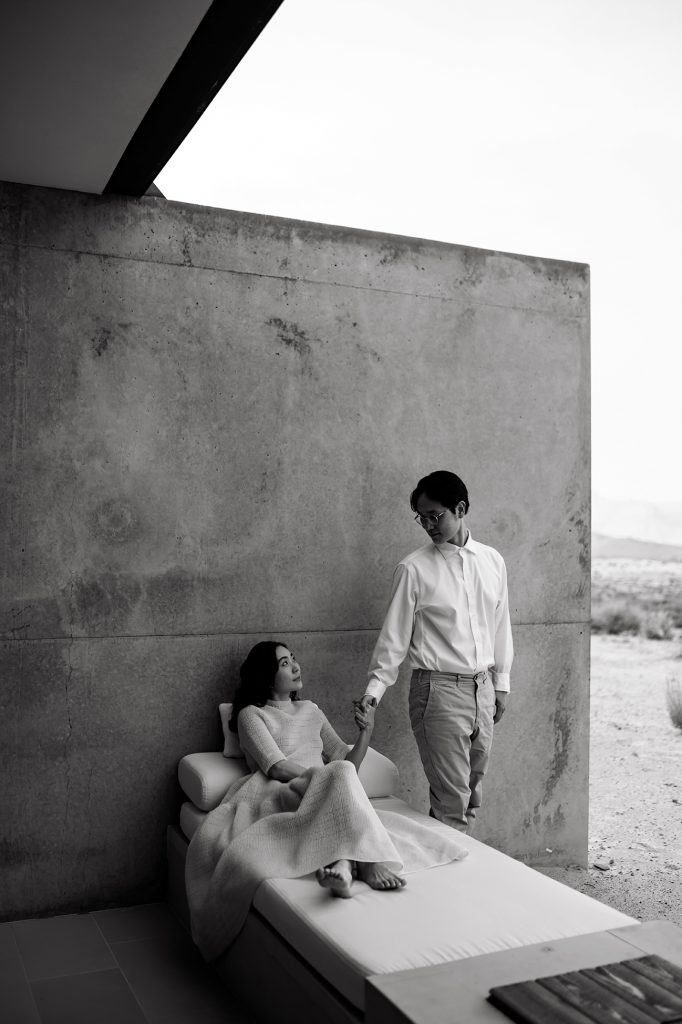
[356, 471, 513, 832]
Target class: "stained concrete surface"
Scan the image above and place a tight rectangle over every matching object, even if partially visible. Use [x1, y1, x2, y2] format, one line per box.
[2, 244, 589, 637]
[2, 624, 586, 917]
[1, 181, 590, 919]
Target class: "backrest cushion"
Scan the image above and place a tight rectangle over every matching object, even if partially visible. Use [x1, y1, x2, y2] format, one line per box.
[178, 752, 248, 811]
[178, 745, 400, 812]
[357, 746, 400, 799]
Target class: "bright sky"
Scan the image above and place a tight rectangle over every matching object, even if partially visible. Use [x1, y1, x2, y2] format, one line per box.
[157, 0, 682, 507]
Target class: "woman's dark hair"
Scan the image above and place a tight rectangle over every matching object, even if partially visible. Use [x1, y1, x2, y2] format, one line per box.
[228, 640, 299, 732]
[410, 470, 470, 514]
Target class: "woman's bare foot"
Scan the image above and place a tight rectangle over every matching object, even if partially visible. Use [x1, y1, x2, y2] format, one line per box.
[357, 862, 406, 890]
[316, 860, 354, 898]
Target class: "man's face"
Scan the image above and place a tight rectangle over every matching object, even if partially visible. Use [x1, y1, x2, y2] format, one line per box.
[414, 493, 464, 544]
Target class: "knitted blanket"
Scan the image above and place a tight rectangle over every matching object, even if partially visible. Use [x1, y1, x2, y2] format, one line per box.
[186, 758, 467, 961]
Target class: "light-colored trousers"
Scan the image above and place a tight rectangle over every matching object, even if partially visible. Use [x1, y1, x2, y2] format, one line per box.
[408, 669, 495, 832]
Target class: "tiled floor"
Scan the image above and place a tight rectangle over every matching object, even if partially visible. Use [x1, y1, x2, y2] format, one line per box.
[0, 903, 252, 1023]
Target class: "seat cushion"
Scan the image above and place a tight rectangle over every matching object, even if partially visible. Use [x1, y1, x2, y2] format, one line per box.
[180, 800, 208, 840]
[250, 796, 637, 1010]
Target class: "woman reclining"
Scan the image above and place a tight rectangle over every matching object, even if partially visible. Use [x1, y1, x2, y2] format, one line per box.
[186, 641, 466, 960]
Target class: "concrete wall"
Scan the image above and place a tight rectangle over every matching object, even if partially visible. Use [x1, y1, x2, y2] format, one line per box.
[0, 181, 590, 920]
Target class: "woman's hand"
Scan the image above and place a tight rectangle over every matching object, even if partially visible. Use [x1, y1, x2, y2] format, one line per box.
[352, 698, 375, 732]
[268, 758, 306, 782]
[346, 700, 375, 771]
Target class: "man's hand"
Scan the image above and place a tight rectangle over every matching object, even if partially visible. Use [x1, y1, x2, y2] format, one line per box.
[353, 700, 376, 733]
[353, 695, 376, 730]
[493, 690, 508, 724]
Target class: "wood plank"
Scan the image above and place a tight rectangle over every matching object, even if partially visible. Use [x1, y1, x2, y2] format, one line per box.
[605, 962, 682, 1018]
[643, 955, 682, 988]
[489, 979, 594, 1024]
[626, 957, 682, 1001]
[583, 965, 678, 1023]
[539, 971, 660, 1024]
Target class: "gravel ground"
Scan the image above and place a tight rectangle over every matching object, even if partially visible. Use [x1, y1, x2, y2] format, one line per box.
[535, 634, 682, 926]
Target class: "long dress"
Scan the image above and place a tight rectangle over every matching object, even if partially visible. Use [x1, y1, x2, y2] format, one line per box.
[185, 699, 467, 960]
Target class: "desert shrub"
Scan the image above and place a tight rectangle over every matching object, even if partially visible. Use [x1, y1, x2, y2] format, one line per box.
[665, 602, 682, 629]
[642, 611, 674, 641]
[591, 602, 642, 635]
[666, 677, 682, 730]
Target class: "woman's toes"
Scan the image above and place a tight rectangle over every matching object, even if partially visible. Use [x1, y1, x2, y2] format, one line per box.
[357, 862, 406, 890]
[317, 861, 353, 897]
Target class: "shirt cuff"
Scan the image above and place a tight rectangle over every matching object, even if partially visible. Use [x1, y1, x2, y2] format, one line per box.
[365, 680, 386, 703]
[490, 671, 510, 692]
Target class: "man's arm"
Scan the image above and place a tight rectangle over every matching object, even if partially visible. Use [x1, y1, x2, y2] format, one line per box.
[491, 556, 513, 724]
[356, 563, 416, 715]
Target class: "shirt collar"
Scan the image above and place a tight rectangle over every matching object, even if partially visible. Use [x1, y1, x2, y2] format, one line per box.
[432, 531, 479, 557]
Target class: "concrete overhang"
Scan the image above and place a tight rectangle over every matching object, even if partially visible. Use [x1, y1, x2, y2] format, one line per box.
[0, 0, 283, 197]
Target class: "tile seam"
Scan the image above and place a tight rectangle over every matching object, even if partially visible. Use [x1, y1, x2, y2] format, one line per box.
[4, 924, 42, 1024]
[90, 915, 152, 1024]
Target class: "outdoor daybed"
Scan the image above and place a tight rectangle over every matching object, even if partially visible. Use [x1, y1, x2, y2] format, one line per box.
[167, 727, 636, 1024]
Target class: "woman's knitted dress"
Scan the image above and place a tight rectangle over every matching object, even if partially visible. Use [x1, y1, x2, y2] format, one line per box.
[186, 699, 467, 960]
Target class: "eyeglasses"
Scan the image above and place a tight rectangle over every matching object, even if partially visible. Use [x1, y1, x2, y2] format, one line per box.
[414, 510, 448, 528]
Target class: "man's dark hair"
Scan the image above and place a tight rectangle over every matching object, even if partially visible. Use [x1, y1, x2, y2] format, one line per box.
[410, 471, 470, 514]
[229, 640, 299, 732]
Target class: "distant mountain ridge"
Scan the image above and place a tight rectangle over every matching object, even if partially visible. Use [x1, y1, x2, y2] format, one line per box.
[592, 532, 682, 562]
[593, 494, 682, 546]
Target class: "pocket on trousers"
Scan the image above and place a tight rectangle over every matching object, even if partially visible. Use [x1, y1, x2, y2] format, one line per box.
[480, 677, 497, 712]
[408, 673, 432, 730]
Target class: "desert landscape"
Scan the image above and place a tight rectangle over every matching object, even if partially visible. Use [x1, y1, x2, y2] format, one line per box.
[537, 551, 682, 926]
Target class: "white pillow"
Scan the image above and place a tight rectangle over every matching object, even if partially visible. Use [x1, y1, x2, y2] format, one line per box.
[357, 746, 400, 798]
[218, 703, 244, 757]
[179, 747, 398, 811]
[178, 752, 248, 811]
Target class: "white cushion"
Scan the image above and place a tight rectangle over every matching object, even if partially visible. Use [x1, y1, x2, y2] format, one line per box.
[178, 746, 399, 812]
[218, 703, 243, 757]
[357, 746, 399, 798]
[178, 752, 248, 811]
[180, 800, 208, 840]
[252, 796, 637, 1010]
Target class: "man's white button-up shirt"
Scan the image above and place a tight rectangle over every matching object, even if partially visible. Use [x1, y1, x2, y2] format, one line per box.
[366, 533, 513, 703]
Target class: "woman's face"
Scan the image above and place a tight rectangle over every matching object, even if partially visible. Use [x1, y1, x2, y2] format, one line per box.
[271, 646, 302, 700]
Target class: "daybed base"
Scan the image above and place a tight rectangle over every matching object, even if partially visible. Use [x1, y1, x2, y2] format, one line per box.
[167, 825, 361, 1024]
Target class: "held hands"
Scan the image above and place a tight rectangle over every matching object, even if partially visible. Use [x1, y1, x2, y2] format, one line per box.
[352, 695, 376, 732]
[345, 696, 376, 772]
